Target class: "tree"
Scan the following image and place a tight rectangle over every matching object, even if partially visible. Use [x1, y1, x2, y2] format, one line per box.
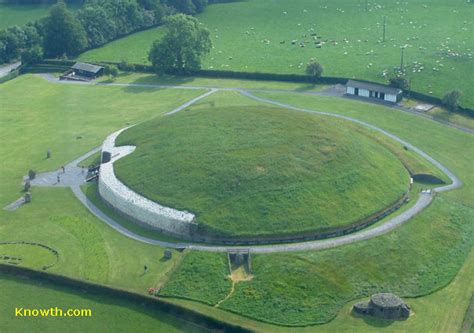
[442, 90, 462, 112]
[21, 46, 43, 65]
[148, 14, 211, 74]
[43, 1, 88, 57]
[165, 0, 197, 14]
[305, 60, 323, 81]
[389, 75, 409, 90]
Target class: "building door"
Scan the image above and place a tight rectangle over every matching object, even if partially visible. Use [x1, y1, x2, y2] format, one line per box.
[380, 93, 385, 100]
[354, 88, 359, 96]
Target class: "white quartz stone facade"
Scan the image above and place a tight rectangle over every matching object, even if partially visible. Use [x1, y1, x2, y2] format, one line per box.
[98, 128, 198, 238]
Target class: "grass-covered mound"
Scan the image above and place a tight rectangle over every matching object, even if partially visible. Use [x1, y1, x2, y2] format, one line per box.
[115, 95, 410, 238]
[157, 93, 474, 328]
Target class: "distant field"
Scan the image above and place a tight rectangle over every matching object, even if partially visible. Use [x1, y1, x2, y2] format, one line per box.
[79, 0, 474, 108]
[0, 273, 206, 332]
[115, 91, 410, 238]
[0, 3, 80, 29]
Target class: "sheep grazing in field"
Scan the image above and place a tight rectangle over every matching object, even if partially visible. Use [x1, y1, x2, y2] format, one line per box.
[303, 9, 307, 13]
[283, 11, 287, 15]
[291, 40, 297, 45]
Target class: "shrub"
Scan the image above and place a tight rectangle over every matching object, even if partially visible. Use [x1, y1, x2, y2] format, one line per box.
[104, 64, 119, 77]
[118, 60, 135, 72]
[389, 76, 409, 90]
[21, 46, 43, 65]
[305, 60, 324, 82]
[442, 89, 462, 112]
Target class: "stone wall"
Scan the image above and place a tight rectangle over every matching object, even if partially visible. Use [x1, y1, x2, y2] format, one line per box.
[98, 128, 198, 239]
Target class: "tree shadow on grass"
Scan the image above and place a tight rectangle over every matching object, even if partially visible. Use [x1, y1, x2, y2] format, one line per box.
[294, 84, 319, 93]
[121, 74, 196, 94]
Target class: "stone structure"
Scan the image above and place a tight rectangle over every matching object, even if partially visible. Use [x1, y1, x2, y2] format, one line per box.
[98, 128, 198, 239]
[353, 293, 410, 319]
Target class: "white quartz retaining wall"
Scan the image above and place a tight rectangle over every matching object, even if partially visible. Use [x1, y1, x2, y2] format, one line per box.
[98, 128, 198, 238]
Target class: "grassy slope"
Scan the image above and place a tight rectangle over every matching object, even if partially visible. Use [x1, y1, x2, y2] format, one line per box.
[0, 75, 205, 294]
[0, 273, 207, 333]
[159, 251, 232, 305]
[159, 93, 474, 325]
[115, 91, 409, 237]
[79, 0, 474, 108]
[166, 248, 474, 333]
[0, 3, 80, 29]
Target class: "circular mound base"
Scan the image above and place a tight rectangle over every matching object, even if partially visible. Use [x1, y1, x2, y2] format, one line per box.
[113, 103, 410, 241]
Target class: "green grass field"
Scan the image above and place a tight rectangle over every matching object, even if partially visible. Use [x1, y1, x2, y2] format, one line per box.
[0, 3, 80, 29]
[115, 91, 409, 238]
[0, 75, 205, 292]
[1, 74, 472, 330]
[0, 273, 207, 332]
[158, 93, 474, 326]
[166, 248, 474, 332]
[79, 0, 474, 108]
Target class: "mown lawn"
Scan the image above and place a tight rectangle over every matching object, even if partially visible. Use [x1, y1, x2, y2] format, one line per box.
[0, 273, 207, 333]
[79, 0, 474, 108]
[97, 72, 327, 92]
[159, 92, 474, 326]
[115, 91, 410, 238]
[0, 75, 205, 294]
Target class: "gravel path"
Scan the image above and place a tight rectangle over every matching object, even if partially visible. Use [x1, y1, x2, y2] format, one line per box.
[0, 61, 21, 78]
[28, 80, 462, 253]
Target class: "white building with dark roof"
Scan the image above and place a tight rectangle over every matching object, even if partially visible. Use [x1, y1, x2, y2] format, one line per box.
[346, 80, 403, 103]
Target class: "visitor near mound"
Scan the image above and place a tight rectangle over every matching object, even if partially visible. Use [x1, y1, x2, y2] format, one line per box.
[353, 293, 411, 319]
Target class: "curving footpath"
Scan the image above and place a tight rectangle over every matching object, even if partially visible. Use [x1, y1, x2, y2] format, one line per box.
[29, 87, 462, 253]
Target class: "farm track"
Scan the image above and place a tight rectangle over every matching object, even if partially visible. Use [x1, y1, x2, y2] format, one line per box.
[30, 74, 463, 253]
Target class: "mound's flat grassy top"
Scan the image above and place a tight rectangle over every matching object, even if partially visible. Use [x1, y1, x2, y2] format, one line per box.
[79, 0, 474, 108]
[115, 92, 409, 238]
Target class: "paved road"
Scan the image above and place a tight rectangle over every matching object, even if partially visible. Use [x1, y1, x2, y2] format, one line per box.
[38, 73, 474, 135]
[28, 81, 462, 253]
[0, 62, 21, 78]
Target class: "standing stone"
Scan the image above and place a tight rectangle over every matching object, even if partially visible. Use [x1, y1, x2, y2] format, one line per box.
[24, 179, 31, 192]
[47, 149, 51, 159]
[163, 250, 172, 260]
